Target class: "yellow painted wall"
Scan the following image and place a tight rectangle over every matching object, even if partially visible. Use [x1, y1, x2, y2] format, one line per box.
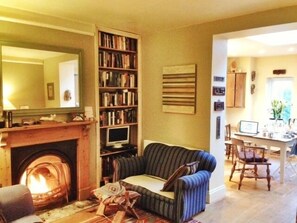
[3, 62, 45, 109]
[142, 6, 297, 150]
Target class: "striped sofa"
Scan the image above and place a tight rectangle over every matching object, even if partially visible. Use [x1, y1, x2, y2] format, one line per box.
[113, 142, 216, 223]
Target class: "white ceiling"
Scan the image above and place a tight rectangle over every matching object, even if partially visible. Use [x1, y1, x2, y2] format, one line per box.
[1, 0, 297, 57]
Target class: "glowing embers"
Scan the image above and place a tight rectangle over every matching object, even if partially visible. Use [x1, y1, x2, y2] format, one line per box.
[20, 155, 71, 210]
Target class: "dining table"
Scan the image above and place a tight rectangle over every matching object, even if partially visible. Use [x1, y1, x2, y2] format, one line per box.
[234, 132, 297, 183]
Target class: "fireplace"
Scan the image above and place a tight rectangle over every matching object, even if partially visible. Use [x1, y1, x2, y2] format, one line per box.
[11, 140, 77, 210]
[0, 121, 93, 209]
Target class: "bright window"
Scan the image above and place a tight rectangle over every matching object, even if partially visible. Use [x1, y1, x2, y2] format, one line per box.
[266, 77, 293, 122]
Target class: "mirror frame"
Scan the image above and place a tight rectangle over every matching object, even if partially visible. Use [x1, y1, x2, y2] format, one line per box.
[0, 41, 83, 116]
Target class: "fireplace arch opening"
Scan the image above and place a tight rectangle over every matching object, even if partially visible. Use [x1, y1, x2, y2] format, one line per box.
[20, 154, 71, 209]
[11, 140, 77, 210]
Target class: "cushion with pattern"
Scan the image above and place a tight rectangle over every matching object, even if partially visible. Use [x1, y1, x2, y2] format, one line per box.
[162, 161, 199, 191]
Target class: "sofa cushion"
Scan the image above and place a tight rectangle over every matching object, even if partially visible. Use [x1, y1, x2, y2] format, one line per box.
[162, 161, 199, 191]
[121, 174, 174, 199]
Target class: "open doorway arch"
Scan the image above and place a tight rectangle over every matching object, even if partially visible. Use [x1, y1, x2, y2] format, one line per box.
[210, 22, 297, 202]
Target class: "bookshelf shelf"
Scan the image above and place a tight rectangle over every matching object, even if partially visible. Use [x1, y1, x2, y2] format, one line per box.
[99, 122, 138, 129]
[99, 66, 137, 72]
[99, 46, 136, 54]
[98, 29, 140, 184]
[100, 105, 138, 109]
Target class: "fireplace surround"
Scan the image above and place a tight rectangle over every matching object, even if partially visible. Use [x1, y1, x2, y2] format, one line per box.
[11, 140, 77, 209]
[0, 121, 93, 204]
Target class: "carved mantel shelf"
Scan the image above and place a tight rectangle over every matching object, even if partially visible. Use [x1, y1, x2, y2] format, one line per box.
[0, 121, 94, 200]
[0, 121, 93, 148]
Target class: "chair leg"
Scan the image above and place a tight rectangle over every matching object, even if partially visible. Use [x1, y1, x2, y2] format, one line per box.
[254, 165, 258, 180]
[229, 161, 237, 181]
[266, 165, 271, 191]
[238, 164, 245, 190]
[226, 144, 230, 157]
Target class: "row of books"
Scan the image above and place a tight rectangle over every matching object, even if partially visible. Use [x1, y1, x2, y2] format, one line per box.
[100, 32, 137, 51]
[99, 71, 136, 88]
[100, 109, 137, 127]
[100, 90, 137, 107]
[99, 51, 137, 69]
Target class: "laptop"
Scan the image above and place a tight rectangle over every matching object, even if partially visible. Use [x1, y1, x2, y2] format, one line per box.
[239, 120, 259, 135]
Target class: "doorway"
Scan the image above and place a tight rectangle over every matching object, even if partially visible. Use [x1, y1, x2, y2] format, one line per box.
[211, 22, 297, 199]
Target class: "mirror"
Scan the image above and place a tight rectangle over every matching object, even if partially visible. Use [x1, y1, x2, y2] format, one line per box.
[0, 41, 83, 116]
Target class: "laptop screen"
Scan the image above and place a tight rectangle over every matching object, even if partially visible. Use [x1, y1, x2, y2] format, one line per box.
[239, 120, 259, 134]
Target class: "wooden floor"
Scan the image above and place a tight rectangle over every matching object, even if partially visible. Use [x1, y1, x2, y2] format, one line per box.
[194, 156, 297, 223]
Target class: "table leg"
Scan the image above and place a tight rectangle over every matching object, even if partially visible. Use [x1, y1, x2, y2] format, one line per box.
[279, 145, 286, 184]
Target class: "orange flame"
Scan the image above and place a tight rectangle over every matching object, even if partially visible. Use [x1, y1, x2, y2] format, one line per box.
[28, 174, 51, 194]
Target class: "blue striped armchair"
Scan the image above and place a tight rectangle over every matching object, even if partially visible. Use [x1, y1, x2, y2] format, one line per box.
[113, 143, 216, 223]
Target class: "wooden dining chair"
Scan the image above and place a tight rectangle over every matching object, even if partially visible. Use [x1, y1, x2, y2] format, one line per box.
[225, 124, 233, 160]
[229, 137, 271, 191]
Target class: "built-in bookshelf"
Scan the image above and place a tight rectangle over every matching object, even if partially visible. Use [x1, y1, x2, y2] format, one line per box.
[98, 30, 140, 184]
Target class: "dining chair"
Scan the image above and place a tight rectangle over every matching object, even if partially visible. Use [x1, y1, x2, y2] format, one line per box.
[225, 124, 233, 160]
[229, 137, 271, 191]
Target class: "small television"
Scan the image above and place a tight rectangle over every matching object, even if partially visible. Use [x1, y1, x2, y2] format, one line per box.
[106, 126, 130, 148]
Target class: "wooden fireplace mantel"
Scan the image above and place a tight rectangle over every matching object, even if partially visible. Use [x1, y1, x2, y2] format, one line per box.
[0, 121, 94, 200]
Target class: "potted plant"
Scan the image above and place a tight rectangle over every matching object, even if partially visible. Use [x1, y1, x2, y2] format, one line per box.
[271, 99, 285, 120]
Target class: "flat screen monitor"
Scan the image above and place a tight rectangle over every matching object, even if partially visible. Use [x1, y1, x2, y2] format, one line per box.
[239, 120, 259, 135]
[106, 126, 130, 148]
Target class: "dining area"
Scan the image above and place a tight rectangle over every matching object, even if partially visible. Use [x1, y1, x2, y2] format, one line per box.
[196, 119, 297, 223]
[224, 120, 297, 191]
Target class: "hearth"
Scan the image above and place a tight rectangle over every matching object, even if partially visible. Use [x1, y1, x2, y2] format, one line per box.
[11, 140, 77, 210]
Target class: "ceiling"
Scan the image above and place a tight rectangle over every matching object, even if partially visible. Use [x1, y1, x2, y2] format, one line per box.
[1, 0, 297, 57]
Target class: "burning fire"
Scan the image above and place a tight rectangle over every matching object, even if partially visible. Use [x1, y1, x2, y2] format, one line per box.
[20, 167, 55, 195]
[28, 174, 51, 194]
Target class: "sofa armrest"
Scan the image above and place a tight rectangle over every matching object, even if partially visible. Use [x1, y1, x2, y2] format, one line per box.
[0, 184, 36, 222]
[197, 152, 217, 173]
[174, 170, 211, 222]
[176, 170, 211, 189]
[113, 156, 146, 182]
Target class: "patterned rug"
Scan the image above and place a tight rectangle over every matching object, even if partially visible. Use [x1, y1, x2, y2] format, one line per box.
[37, 199, 99, 222]
[85, 205, 201, 223]
[37, 199, 201, 223]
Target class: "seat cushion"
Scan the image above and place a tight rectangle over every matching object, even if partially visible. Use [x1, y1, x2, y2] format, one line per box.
[121, 174, 174, 199]
[239, 151, 268, 162]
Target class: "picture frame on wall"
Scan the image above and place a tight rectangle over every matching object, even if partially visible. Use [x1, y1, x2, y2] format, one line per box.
[47, 82, 55, 100]
[212, 86, 225, 96]
[214, 101, 224, 111]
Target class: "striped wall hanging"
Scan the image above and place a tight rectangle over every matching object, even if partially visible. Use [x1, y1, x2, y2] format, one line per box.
[162, 64, 197, 114]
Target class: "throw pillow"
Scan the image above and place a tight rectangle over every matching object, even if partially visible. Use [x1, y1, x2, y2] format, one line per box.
[162, 161, 199, 191]
[0, 210, 7, 223]
[186, 161, 199, 174]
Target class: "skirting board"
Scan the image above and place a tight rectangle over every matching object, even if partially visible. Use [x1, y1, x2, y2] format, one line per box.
[207, 184, 226, 203]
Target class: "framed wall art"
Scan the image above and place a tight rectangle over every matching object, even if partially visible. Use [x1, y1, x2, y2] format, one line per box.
[47, 82, 55, 100]
[162, 64, 197, 114]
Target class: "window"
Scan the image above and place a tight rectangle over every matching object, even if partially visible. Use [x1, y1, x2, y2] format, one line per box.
[266, 77, 293, 122]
